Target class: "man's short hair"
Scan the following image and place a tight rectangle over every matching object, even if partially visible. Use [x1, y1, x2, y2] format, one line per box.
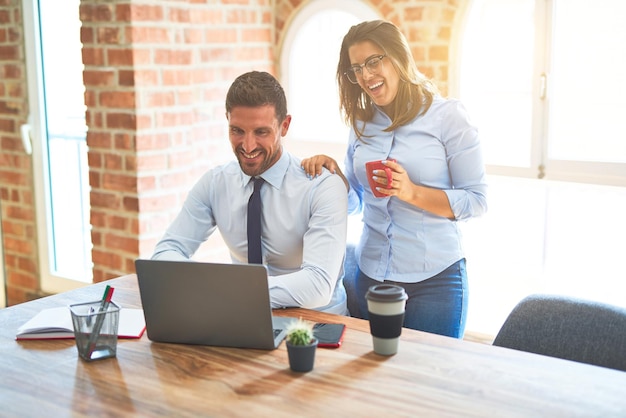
[225, 71, 288, 122]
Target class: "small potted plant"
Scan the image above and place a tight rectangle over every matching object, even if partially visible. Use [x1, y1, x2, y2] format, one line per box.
[285, 318, 318, 372]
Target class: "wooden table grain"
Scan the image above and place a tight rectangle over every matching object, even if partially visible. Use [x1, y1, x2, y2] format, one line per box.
[1, 274, 625, 417]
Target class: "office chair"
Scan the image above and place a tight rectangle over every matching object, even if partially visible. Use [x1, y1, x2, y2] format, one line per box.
[493, 294, 626, 372]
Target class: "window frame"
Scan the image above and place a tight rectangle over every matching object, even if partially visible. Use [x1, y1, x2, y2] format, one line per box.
[452, 0, 626, 187]
[22, 0, 89, 293]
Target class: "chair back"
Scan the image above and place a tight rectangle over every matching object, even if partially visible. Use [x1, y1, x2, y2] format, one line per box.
[493, 294, 626, 372]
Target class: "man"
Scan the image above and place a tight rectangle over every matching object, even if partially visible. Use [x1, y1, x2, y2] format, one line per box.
[152, 71, 349, 314]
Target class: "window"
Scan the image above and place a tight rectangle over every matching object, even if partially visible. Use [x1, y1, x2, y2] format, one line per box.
[547, 0, 626, 169]
[457, 0, 626, 336]
[280, 0, 379, 165]
[459, 0, 536, 170]
[460, 0, 626, 184]
[22, 0, 92, 292]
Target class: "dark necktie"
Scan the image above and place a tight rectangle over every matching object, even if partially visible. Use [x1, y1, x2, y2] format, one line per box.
[247, 177, 265, 264]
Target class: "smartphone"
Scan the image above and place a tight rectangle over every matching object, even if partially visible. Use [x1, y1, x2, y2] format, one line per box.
[313, 323, 346, 348]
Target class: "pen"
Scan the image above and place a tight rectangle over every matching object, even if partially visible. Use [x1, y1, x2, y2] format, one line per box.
[86, 306, 95, 326]
[87, 285, 109, 327]
[87, 285, 115, 357]
[98, 285, 112, 312]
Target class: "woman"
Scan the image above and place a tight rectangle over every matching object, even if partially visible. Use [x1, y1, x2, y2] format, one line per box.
[301, 20, 487, 338]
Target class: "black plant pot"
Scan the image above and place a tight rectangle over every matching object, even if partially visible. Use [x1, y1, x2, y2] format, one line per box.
[286, 338, 318, 372]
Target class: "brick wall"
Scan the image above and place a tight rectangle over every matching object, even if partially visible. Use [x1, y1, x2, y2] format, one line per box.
[0, 0, 459, 306]
[274, 0, 457, 95]
[81, 0, 274, 283]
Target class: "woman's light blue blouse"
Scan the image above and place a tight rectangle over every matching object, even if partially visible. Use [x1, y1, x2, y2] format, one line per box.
[345, 96, 488, 283]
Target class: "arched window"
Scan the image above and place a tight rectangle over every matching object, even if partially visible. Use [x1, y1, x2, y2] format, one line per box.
[280, 0, 379, 164]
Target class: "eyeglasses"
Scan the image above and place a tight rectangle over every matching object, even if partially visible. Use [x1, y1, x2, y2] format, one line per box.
[344, 54, 387, 84]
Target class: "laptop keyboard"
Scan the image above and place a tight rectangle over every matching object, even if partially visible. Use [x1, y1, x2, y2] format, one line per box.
[273, 328, 283, 338]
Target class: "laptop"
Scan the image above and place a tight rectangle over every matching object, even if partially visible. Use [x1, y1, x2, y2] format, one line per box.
[135, 259, 290, 350]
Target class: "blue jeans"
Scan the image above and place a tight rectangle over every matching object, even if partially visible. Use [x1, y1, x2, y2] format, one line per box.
[355, 259, 468, 339]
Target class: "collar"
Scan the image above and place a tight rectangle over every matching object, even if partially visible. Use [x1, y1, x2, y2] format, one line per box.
[241, 149, 289, 190]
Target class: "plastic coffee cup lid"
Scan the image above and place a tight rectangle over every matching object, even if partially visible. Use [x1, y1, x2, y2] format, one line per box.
[366, 284, 408, 303]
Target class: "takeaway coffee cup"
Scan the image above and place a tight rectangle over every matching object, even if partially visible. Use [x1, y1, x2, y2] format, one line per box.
[366, 284, 408, 355]
[365, 159, 395, 198]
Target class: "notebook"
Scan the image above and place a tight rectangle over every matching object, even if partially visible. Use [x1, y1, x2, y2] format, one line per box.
[16, 306, 146, 340]
[134, 259, 290, 350]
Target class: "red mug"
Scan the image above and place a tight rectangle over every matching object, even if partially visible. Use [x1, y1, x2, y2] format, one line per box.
[365, 159, 395, 198]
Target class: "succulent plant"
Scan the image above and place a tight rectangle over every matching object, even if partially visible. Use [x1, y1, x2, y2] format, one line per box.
[285, 317, 315, 346]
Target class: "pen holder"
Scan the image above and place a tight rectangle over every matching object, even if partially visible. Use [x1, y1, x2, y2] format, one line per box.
[70, 300, 120, 361]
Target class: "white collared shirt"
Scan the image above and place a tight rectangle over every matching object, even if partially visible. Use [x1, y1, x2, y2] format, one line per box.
[152, 151, 349, 314]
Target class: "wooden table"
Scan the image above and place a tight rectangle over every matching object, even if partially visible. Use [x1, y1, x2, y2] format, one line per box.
[1, 275, 625, 417]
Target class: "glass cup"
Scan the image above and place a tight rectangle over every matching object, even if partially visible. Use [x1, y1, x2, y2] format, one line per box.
[70, 300, 120, 361]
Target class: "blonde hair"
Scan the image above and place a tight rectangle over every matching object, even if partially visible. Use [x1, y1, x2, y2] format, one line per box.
[336, 20, 438, 139]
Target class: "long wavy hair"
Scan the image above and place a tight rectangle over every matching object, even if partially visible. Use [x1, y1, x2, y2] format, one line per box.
[336, 20, 438, 139]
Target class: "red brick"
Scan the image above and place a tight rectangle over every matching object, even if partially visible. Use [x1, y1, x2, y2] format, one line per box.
[89, 170, 101, 189]
[90, 211, 107, 227]
[118, 70, 135, 86]
[139, 193, 179, 212]
[242, 28, 271, 42]
[107, 48, 134, 66]
[145, 91, 176, 107]
[137, 153, 168, 171]
[169, 7, 191, 23]
[97, 27, 121, 44]
[128, 4, 164, 21]
[137, 175, 156, 192]
[87, 131, 113, 149]
[7, 271, 38, 290]
[100, 91, 136, 108]
[135, 133, 171, 151]
[102, 172, 137, 192]
[104, 233, 138, 253]
[104, 152, 124, 170]
[429, 45, 448, 61]
[205, 28, 237, 43]
[162, 69, 192, 86]
[5, 204, 34, 221]
[91, 249, 122, 269]
[405, 6, 424, 21]
[184, 28, 203, 44]
[106, 112, 137, 129]
[83, 69, 116, 86]
[4, 236, 33, 253]
[82, 47, 105, 66]
[123, 196, 139, 212]
[90, 191, 122, 209]
[80, 26, 94, 43]
[154, 49, 193, 65]
[0, 45, 19, 60]
[115, 133, 135, 151]
[128, 26, 170, 44]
